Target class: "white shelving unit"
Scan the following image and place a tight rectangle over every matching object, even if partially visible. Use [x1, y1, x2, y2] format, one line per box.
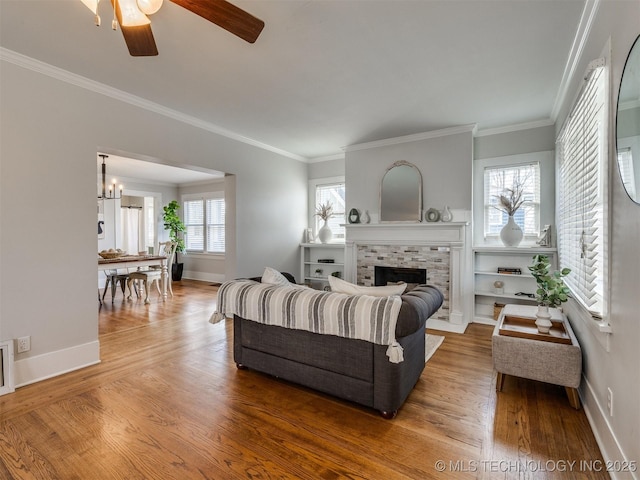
[300, 243, 345, 289]
[473, 246, 557, 325]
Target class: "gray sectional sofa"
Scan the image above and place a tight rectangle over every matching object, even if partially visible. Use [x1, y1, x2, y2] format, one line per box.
[233, 277, 443, 418]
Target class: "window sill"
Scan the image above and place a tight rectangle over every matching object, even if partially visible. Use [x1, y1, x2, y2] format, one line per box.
[184, 252, 225, 260]
[563, 298, 611, 352]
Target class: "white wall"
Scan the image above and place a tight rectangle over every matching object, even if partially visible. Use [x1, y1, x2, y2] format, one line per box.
[553, 1, 640, 475]
[0, 60, 307, 386]
[345, 128, 474, 219]
[178, 180, 226, 283]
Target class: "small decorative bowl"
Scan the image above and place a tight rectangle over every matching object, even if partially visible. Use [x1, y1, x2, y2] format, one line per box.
[99, 251, 126, 259]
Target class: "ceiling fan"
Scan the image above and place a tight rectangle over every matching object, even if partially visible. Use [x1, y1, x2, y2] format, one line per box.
[80, 0, 264, 56]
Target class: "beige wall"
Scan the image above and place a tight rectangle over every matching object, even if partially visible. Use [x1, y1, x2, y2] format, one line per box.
[0, 60, 307, 386]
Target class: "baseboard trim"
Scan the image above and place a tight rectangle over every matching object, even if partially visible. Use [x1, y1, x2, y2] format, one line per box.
[426, 318, 468, 334]
[182, 270, 225, 283]
[581, 375, 638, 480]
[14, 341, 101, 388]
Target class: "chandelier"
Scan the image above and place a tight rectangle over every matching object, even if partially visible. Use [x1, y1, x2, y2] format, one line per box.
[98, 154, 123, 200]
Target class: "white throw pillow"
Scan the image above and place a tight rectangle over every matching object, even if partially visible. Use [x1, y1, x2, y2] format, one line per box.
[328, 275, 406, 297]
[261, 267, 291, 286]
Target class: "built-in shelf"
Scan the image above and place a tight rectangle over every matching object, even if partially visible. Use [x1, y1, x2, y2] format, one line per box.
[472, 246, 557, 325]
[300, 243, 345, 289]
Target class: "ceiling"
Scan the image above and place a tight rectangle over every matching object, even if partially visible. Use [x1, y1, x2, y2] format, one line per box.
[97, 154, 224, 186]
[1, 0, 586, 161]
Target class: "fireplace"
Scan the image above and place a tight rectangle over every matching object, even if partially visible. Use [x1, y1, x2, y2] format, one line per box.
[375, 266, 426, 291]
[344, 220, 471, 332]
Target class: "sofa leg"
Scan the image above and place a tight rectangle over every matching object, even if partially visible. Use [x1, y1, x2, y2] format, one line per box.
[236, 363, 247, 370]
[565, 387, 581, 409]
[380, 410, 397, 419]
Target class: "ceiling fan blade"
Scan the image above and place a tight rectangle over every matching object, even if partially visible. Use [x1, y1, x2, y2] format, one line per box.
[111, 0, 159, 56]
[120, 24, 159, 56]
[170, 0, 264, 44]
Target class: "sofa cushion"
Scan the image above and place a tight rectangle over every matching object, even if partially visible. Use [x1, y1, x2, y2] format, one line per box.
[328, 275, 407, 297]
[261, 267, 292, 286]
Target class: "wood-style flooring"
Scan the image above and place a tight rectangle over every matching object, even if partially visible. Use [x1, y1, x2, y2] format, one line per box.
[0, 280, 605, 479]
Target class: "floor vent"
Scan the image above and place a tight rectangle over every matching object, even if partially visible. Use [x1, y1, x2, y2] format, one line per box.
[0, 340, 15, 396]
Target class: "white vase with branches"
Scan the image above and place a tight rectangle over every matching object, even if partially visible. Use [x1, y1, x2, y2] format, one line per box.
[315, 202, 334, 244]
[493, 177, 526, 247]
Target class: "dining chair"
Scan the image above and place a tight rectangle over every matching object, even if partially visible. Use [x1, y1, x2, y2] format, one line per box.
[102, 269, 133, 303]
[128, 241, 177, 304]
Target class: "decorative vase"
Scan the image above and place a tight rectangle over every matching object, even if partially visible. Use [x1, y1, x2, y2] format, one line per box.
[500, 215, 523, 247]
[362, 210, 371, 224]
[348, 208, 360, 224]
[535, 305, 553, 333]
[317, 220, 333, 244]
[441, 205, 453, 222]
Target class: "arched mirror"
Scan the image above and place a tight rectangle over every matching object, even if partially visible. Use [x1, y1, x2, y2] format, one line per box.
[379, 160, 422, 222]
[616, 34, 640, 204]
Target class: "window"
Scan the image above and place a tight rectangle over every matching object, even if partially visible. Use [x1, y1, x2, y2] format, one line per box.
[483, 163, 540, 237]
[617, 148, 636, 199]
[183, 193, 225, 254]
[556, 58, 608, 319]
[315, 182, 346, 240]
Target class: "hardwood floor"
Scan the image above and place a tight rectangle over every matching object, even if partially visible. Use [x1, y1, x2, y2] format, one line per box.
[0, 280, 605, 479]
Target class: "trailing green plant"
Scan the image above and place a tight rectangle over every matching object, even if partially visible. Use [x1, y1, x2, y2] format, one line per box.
[528, 254, 571, 307]
[162, 200, 186, 256]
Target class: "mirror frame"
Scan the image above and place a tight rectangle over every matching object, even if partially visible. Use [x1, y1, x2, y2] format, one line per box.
[379, 160, 423, 223]
[615, 34, 640, 204]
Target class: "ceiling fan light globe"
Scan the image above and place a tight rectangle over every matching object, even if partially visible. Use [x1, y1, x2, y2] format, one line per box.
[81, 0, 99, 15]
[118, 0, 150, 26]
[136, 0, 163, 15]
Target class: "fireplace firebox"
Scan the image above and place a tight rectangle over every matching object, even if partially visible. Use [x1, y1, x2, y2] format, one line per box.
[375, 266, 426, 291]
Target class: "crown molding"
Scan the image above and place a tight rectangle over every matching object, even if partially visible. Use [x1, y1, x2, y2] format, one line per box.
[550, 0, 601, 122]
[0, 48, 308, 163]
[475, 118, 555, 137]
[342, 124, 477, 153]
[307, 152, 346, 163]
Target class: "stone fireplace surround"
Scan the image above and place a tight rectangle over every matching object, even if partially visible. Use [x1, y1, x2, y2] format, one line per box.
[345, 221, 471, 333]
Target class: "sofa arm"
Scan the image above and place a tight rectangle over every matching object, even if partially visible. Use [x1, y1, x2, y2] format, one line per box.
[396, 285, 444, 337]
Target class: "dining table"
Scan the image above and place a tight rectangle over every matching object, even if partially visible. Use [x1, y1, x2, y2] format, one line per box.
[98, 254, 169, 302]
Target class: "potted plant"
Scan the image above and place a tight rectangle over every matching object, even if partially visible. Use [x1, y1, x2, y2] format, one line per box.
[163, 200, 186, 281]
[315, 201, 334, 244]
[528, 254, 571, 333]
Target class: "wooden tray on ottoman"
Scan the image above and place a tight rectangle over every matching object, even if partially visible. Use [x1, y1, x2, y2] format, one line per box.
[498, 314, 572, 344]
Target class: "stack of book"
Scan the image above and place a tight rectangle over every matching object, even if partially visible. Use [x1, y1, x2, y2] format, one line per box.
[497, 267, 522, 275]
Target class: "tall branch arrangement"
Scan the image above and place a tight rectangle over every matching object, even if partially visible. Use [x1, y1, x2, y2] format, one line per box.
[315, 202, 334, 221]
[492, 173, 528, 216]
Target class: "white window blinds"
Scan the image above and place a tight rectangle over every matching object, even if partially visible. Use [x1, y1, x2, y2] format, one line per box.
[483, 163, 540, 237]
[556, 59, 608, 318]
[315, 182, 346, 240]
[184, 194, 225, 254]
[206, 198, 225, 253]
[617, 148, 636, 199]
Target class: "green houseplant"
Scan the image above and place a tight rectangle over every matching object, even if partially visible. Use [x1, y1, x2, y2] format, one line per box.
[528, 254, 571, 332]
[163, 200, 186, 281]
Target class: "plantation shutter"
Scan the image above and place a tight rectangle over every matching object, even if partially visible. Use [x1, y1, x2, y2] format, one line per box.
[206, 197, 225, 253]
[556, 59, 608, 318]
[184, 199, 204, 251]
[316, 182, 345, 239]
[483, 163, 540, 237]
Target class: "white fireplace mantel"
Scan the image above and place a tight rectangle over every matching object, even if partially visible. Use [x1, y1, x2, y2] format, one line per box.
[345, 221, 472, 333]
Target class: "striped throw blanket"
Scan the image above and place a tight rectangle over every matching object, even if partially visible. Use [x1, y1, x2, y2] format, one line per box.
[210, 280, 405, 363]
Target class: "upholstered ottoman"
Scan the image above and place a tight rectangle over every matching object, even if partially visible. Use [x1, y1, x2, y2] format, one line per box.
[492, 304, 582, 409]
